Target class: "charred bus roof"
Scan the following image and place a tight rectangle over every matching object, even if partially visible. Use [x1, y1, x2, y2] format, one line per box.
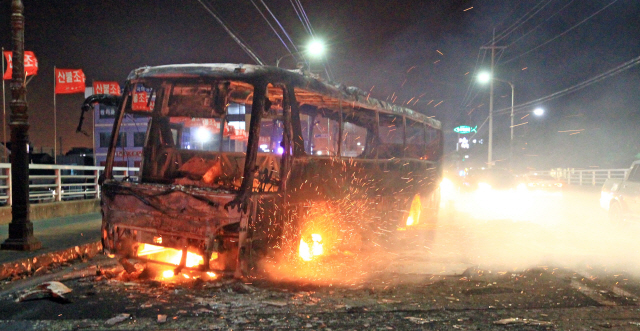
[126, 63, 441, 130]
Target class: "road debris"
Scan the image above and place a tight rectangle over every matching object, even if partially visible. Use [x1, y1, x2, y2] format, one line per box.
[118, 258, 138, 274]
[17, 281, 72, 302]
[105, 313, 131, 326]
[404, 316, 435, 325]
[0, 241, 103, 281]
[493, 317, 554, 326]
[263, 300, 288, 307]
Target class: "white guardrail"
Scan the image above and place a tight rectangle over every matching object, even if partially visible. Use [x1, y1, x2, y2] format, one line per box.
[0, 164, 138, 206]
[529, 168, 630, 186]
[0, 163, 626, 205]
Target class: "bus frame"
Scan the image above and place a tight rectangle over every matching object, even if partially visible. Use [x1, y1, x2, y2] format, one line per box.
[96, 63, 443, 277]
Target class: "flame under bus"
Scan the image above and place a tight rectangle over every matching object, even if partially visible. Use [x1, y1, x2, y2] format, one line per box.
[98, 64, 443, 277]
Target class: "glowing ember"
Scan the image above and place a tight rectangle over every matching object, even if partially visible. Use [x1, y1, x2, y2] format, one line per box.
[206, 272, 216, 278]
[182, 274, 190, 279]
[406, 194, 422, 227]
[136, 244, 205, 268]
[162, 270, 174, 278]
[299, 234, 323, 261]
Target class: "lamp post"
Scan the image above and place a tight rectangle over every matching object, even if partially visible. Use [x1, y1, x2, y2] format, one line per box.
[478, 73, 515, 168]
[1, 0, 41, 251]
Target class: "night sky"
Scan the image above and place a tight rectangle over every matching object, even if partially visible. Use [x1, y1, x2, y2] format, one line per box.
[1, 0, 639, 169]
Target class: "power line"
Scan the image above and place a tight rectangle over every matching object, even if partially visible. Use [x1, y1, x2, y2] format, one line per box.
[488, 0, 553, 46]
[500, 0, 619, 65]
[197, 0, 264, 65]
[257, 0, 302, 55]
[289, 0, 334, 81]
[249, 0, 295, 59]
[505, 0, 576, 49]
[495, 54, 640, 115]
[459, 48, 487, 109]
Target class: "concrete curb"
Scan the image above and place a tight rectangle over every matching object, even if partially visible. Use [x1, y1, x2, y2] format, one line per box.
[0, 199, 100, 225]
[0, 241, 102, 281]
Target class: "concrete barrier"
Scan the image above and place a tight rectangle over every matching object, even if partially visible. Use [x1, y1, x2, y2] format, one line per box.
[0, 199, 100, 225]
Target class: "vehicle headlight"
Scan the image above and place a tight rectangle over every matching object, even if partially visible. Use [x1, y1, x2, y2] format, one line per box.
[517, 183, 527, 191]
[477, 182, 492, 191]
[440, 178, 455, 199]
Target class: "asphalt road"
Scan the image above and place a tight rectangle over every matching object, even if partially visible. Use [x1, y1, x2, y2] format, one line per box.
[2, 187, 640, 330]
[0, 213, 101, 265]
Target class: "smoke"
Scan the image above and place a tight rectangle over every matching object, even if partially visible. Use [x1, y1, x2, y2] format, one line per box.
[261, 186, 640, 284]
[427, 186, 640, 275]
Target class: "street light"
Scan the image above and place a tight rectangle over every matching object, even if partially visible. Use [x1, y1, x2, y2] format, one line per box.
[477, 72, 515, 168]
[533, 107, 544, 116]
[276, 39, 326, 67]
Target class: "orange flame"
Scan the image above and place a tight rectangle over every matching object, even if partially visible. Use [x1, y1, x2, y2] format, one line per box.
[136, 243, 209, 268]
[406, 194, 421, 226]
[299, 234, 323, 261]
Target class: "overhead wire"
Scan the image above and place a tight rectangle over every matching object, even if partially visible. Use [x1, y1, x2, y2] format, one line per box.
[197, 0, 264, 65]
[461, 1, 550, 121]
[495, 54, 640, 115]
[257, 0, 302, 55]
[504, 0, 576, 49]
[459, 49, 487, 109]
[289, 0, 334, 81]
[249, 0, 295, 58]
[499, 0, 619, 65]
[488, 0, 553, 46]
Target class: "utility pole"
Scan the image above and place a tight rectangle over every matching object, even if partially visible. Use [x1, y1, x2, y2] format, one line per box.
[2, 0, 41, 251]
[480, 31, 506, 169]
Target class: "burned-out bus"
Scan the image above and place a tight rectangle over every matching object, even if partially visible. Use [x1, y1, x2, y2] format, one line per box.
[91, 64, 443, 277]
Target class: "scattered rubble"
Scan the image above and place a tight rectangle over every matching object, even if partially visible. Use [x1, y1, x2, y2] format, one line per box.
[17, 281, 72, 302]
[493, 317, 554, 326]
[0, 242, 103, 282]
[104, 313, 131, 326]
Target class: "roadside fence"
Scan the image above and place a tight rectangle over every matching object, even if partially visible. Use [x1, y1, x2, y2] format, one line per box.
[0, 164, 139, 206]
[529, 168, 629, 186]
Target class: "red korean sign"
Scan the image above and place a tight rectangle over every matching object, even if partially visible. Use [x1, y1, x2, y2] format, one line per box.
[3, 51, 38, 80]
[93, 81, 121, 96]
[55, 68, 85, 94]
[131, 84, 155, 111]
[229, 127, 248, 140]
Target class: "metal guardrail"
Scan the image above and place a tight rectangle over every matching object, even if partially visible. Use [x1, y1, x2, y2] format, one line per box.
[0, 164, 139, 206]
[528, 168, 630, 186]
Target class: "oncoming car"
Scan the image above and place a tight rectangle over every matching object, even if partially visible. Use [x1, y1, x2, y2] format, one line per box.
[524, 174, 565, 191]
[461, 168, 524, 192]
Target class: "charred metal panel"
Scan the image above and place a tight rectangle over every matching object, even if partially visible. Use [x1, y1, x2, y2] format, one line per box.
[125, 64, 441, 130]
[287, 157, 439, 203]
[101, 181, 248, 248]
